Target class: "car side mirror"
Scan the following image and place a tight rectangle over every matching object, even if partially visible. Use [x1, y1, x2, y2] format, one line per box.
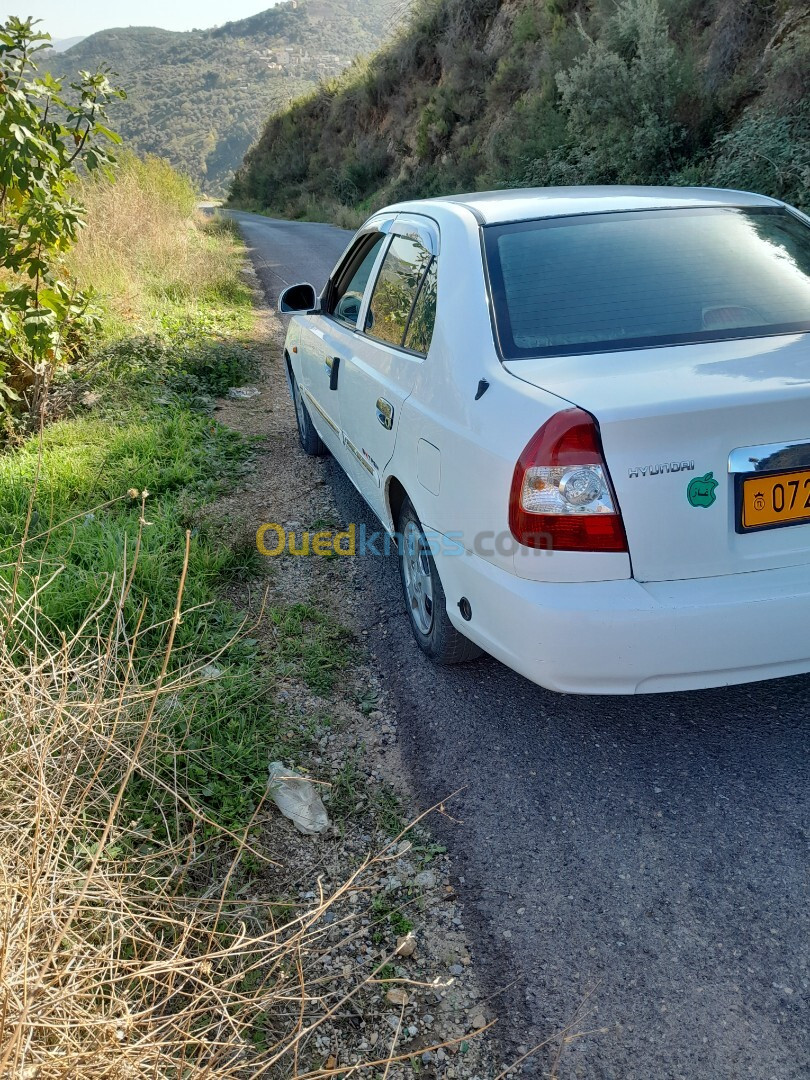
[279, 282, 318, 314]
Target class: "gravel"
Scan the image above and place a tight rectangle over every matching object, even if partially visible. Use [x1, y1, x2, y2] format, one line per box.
[205, 256, 500, 1078]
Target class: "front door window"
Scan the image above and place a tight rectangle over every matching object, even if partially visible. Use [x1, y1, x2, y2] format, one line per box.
[328, 233, 386, 328]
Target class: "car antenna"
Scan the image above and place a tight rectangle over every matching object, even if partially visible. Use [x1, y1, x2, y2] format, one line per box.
[475, 379, 490, 401]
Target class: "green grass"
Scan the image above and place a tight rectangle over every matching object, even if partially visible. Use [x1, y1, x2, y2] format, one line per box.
[68, 157, 256, 337]
[0, 274, 349, 843]
[0, 408, 251, 646]
[328, 752, 368, 821]
[370, 893, 414, 946]
[268, 602, 353, 694]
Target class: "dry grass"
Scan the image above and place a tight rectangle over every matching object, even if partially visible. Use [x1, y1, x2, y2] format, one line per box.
[0, 154, 495, 1078]
[0, 488, 476, 1078]
[67, 155, 243, 331]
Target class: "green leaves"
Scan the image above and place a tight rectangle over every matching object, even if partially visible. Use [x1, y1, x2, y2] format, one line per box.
[555, 0, 683, 182]
[0, 15, 125, 414]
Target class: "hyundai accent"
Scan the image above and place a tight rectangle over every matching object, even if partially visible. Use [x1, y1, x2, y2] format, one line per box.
[279, 186, 810, 694]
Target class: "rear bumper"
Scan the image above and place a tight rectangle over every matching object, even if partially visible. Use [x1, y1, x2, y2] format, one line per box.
[433, 544, 810, 694]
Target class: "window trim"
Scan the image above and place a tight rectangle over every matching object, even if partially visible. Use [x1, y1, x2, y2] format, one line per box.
[391, 216, 439, 257]
[482, 204, 810, 361]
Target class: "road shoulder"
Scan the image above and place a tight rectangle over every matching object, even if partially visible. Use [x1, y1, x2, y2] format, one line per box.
[208, 256, 502, 1077]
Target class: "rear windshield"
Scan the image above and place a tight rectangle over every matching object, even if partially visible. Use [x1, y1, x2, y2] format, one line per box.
[484, 206, 810, 359]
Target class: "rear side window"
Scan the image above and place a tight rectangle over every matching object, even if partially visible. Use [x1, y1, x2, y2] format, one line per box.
[366, 234, 435, 352]
[484, 206, 810, 358]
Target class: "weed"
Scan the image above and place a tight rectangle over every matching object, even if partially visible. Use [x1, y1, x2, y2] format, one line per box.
[269, 602, 354, 694]
[0, 173, 328, 842]
[376, 963, 398, 986]
[371, 894, 415, 944]
[0, 539, 457, 1074]
[328, 752, 368, 821]
[355, 685, 382, 714]
[68, 155, 252, 334]
[372, 786, 408, 837]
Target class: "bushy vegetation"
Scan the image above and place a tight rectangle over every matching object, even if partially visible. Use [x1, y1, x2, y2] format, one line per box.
[46, 0, 401, 195]
[0, 438, 414, 1075]
[0, 131, 273, 836]
[231, 0, 809, 218]
[0, 16, 124, 421]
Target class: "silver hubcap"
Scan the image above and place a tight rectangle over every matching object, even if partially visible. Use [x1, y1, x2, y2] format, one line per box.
[401, 520, 434, 635]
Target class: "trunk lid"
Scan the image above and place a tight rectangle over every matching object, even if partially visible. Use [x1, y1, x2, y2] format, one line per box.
[504, 334, 810, 582]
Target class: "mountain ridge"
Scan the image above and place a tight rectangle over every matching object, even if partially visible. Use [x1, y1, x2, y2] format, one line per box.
[47, 0, 402, 195]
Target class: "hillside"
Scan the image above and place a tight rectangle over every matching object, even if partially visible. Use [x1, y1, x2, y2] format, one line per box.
[51, 35, 85, 52]
[231, 0, 809, 219]
[47, 0, 402, 195]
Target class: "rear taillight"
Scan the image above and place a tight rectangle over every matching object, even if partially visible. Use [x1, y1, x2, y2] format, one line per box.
[509, 408, 628, 552]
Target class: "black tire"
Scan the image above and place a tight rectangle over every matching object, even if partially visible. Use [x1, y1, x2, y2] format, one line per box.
[397, 498, 482, 665]
[289, 365, 326, 456]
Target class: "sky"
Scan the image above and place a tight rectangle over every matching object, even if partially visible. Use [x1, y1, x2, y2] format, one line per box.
[3, 2, 279, 41]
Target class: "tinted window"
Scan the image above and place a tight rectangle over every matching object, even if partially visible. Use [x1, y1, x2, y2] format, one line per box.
[330, 234, 385, 328]
[484, 207, 810, 358]
[366, 234, 432, 347]
[404, 258, 438, 355]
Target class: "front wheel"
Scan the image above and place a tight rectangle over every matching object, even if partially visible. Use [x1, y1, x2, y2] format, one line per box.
[397, 499, 482, 665]
[289, 367, 326, 456]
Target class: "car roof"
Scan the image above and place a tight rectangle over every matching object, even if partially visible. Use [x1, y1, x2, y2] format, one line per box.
[386, 185, 782, 225]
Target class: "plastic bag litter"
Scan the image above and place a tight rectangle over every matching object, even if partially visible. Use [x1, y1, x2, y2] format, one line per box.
[267, 761, 329, 835]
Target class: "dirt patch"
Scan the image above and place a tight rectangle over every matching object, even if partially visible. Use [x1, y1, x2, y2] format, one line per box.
[207, 272, 502, 1078]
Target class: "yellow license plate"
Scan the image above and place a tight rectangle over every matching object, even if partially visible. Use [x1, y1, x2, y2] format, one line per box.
[741, 469, 810, 530]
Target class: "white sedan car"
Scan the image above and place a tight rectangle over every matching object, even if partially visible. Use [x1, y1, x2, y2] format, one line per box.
[279, 186, 810, 694]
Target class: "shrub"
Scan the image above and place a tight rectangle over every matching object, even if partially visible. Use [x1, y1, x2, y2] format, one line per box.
[0, 17, 124, 416]
[555, 0, 686, 181]
[710, 103, 810, 210]
[513, 6, 542, 46]
[231, 0, 809, 217]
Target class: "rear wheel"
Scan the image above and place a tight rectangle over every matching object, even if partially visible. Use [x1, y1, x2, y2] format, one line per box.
[397, 499, 482, 665]
[290, 367, 326, 456]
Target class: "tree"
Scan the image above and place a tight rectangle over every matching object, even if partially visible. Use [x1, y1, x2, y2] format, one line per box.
[0, 16, 124, 419]
[555, 0, 684, 182]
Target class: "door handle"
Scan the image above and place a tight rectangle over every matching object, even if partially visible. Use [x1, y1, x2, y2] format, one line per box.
[376, 398, 394, 430]
[326, 355, 341, 390]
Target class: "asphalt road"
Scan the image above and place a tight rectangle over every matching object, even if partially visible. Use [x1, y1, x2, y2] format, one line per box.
[231, 209, 809, 1080]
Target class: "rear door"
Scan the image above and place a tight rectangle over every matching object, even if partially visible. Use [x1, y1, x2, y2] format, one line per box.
[337, 218, 439, 515]
[297, 229, 387, 457]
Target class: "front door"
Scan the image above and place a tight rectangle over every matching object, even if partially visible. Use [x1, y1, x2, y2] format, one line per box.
[297, 230, 387, 457]
[338, 219, 440, 520]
